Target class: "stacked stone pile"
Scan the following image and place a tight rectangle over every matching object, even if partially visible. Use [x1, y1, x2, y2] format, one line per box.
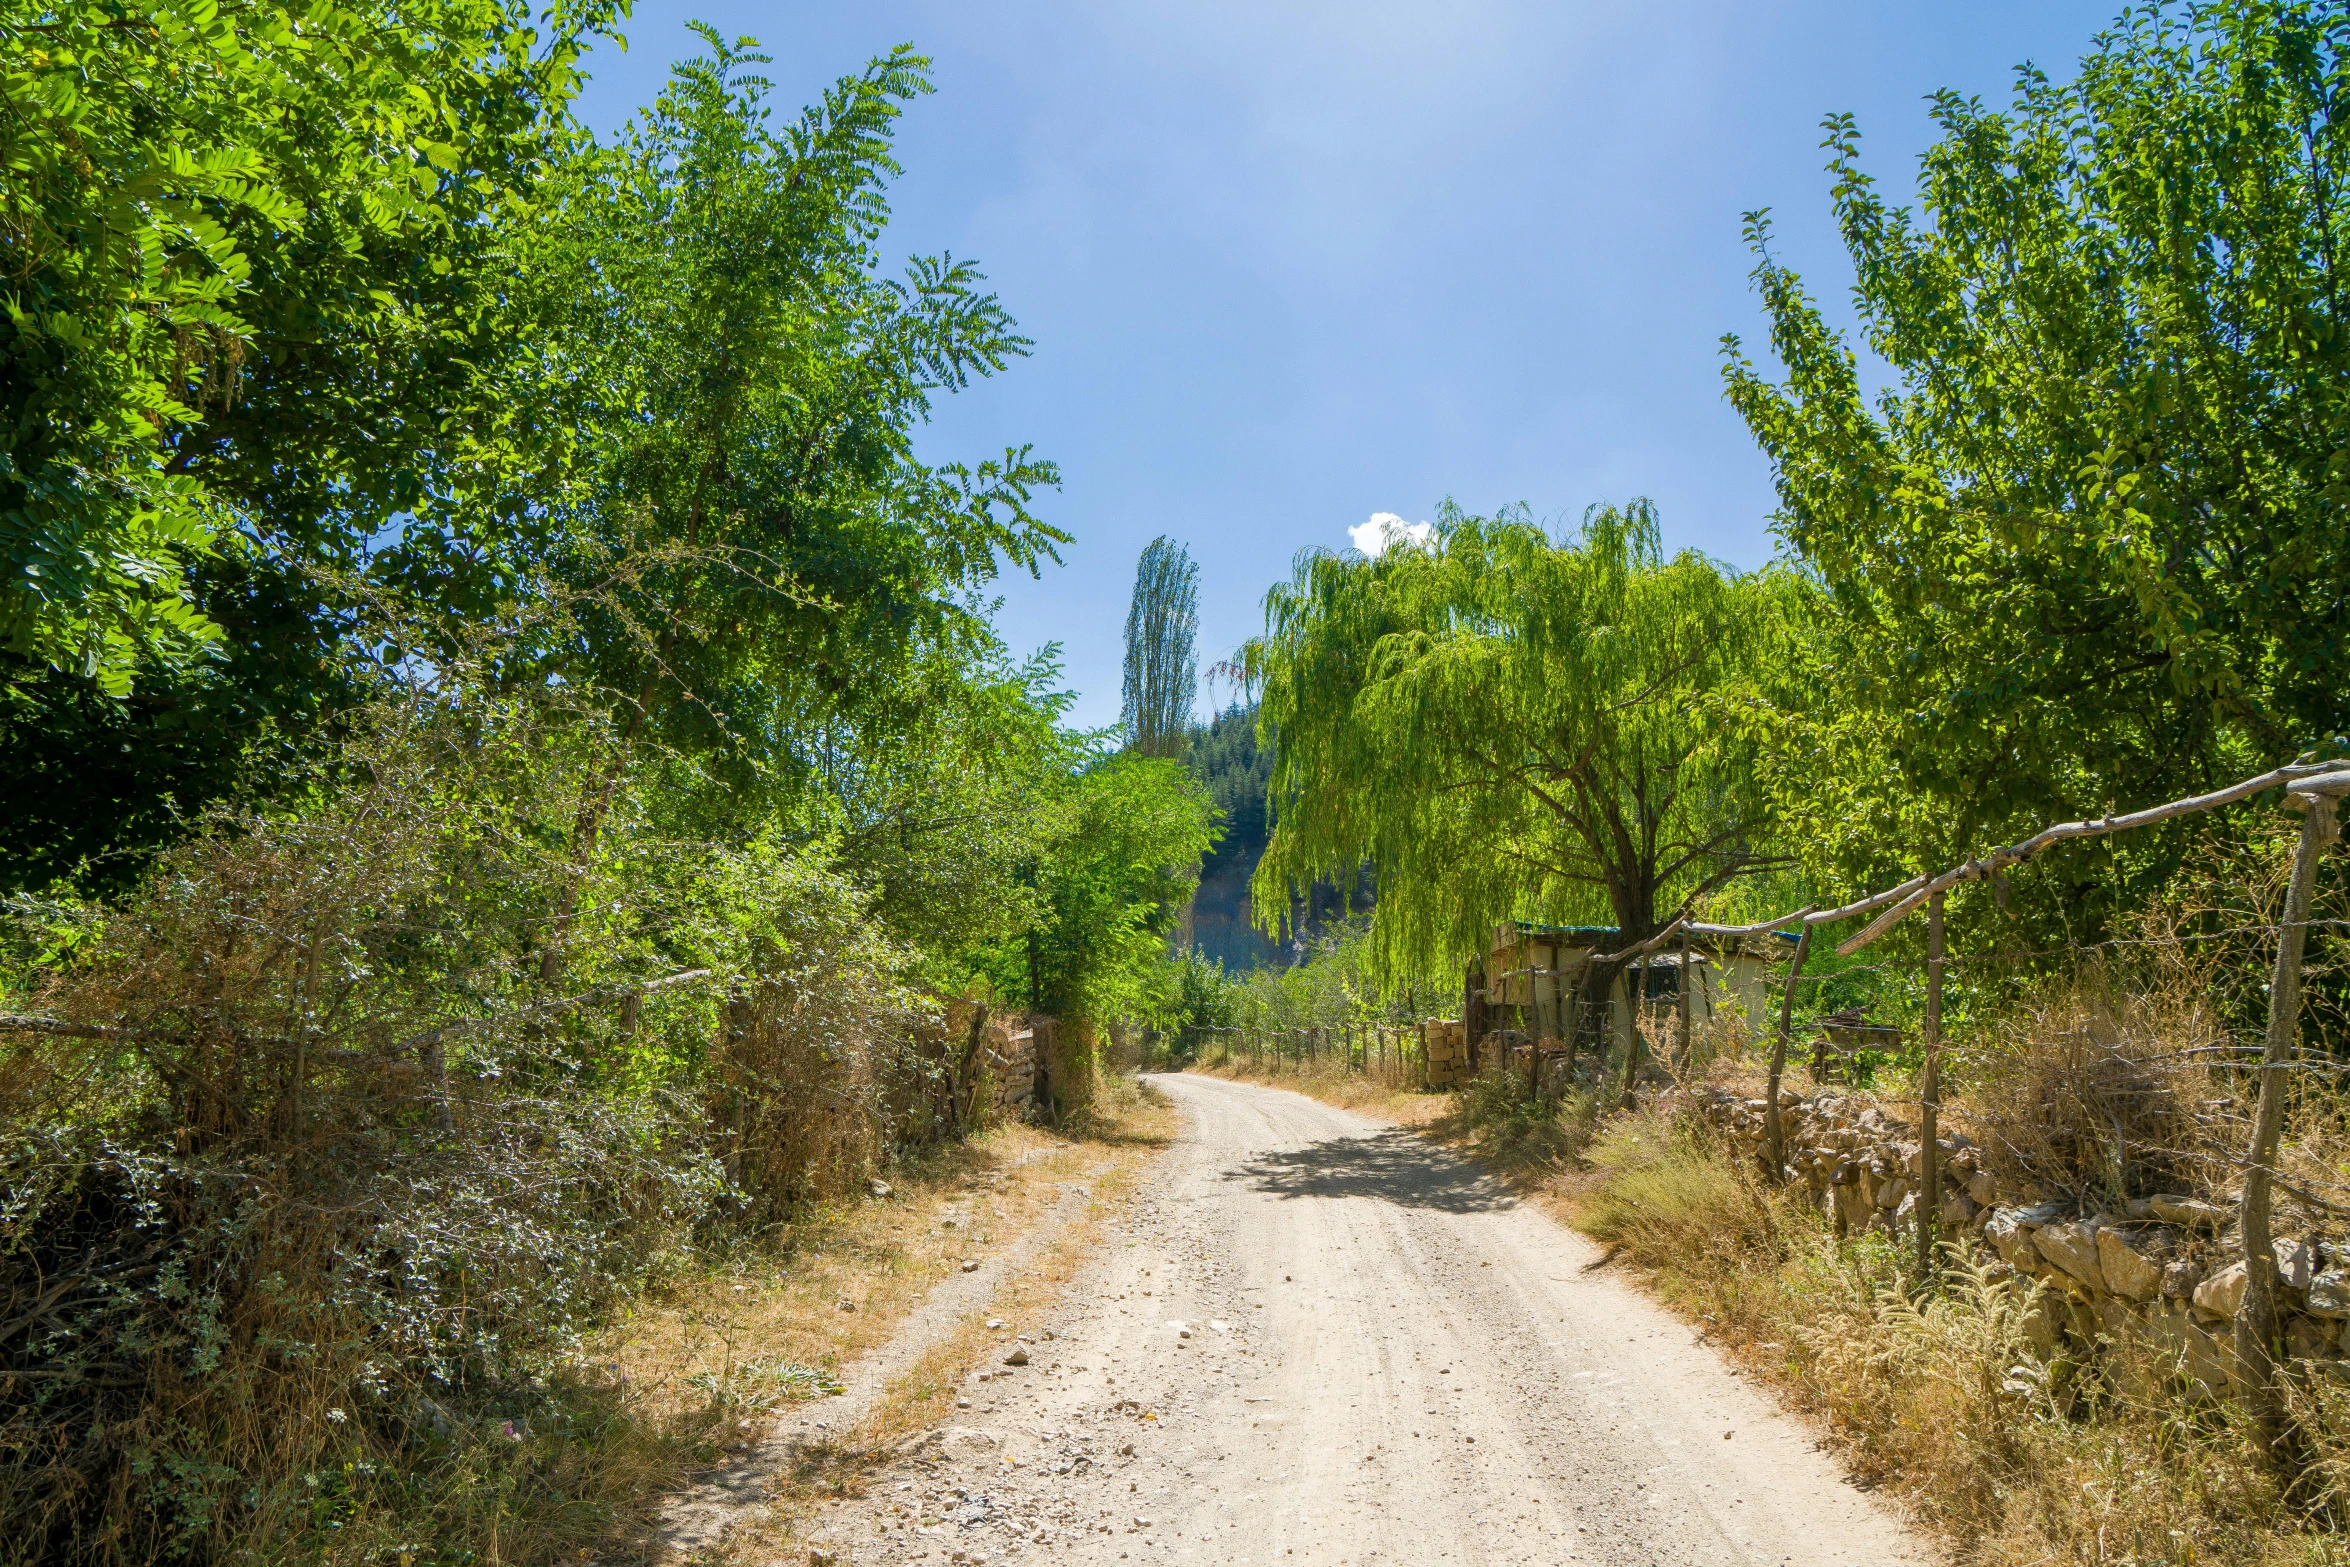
[984, 1020, 1041, 1118]
[1671, 1084, 2350, 1393]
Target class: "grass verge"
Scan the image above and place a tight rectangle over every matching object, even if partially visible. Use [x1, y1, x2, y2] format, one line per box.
[609, 1074, 1180, 1564]
[1566, 1107, 2350, 1567]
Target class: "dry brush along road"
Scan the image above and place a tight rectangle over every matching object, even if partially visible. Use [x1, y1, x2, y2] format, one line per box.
[792, 1073, 1931, 1567]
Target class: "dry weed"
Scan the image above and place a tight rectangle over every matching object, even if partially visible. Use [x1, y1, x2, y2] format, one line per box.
[1562, 1106, 2327, 1566]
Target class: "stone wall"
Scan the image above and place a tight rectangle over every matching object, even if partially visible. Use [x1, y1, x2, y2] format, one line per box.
[1677, 1085, 2350, 1394]
[943, 1002, 1044, 1121]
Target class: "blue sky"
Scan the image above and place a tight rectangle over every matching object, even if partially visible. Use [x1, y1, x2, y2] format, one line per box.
[572, 1, 2119, 731]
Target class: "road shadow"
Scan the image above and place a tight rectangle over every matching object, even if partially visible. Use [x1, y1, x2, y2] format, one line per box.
[1225, 1127, 1516, 1213]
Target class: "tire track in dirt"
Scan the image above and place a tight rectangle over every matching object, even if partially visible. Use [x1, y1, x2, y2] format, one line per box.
[796, 1073, 1933, 1566]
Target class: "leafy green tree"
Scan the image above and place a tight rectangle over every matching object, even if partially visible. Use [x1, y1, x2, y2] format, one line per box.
[964, 752, 1217, 1105]
[510, 30, 1061, 759]
[1, 0, 620, 681]
[1121, 535, 1198, 758]
[0, 0, 618, 889]
[1723, 0, 2350, 907]
[472, 33, 1064, 980]
[1241, 501, 1806, 997]
[811, 642, 1081, 961]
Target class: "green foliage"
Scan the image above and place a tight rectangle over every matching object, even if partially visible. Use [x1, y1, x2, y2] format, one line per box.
[1171, 923, 1419, 1052]
[966, 752, 1219, 1026]
[1121, 535, 1198, 758]
[0, 0, 619, 694]
[499, 28, 1063, 789]
[815, 642, 1081, 961]
[1241, 499, 1811, 984]
[0, 0, 630, 892]
[1187, 703, 1272, 864]
[1184, 702, 1279, 969]
[0, 672, 928, 1560]
[1723, 0, 2350, 916]
[0, 15, 1197, 1557]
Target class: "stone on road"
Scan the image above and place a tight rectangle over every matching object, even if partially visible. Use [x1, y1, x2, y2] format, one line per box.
[802, 1073, 1932, 1567]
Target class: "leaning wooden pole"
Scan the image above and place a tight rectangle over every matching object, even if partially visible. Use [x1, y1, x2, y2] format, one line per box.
[1675, 931, 1694, 1077]
[2238, 778, 2343, 1452]
[1917, 889, 1946, 1284]
[1762, 924, 1812, 1183]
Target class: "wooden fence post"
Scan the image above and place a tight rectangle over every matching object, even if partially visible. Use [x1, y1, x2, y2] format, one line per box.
[2239, 783, 2342, 1449]
[1676, 931, 1693, 1077]
[1763, 924, 1812, 1183]
[1918, 890, 1945, 1283]
[1618, 959, 1644, 1111]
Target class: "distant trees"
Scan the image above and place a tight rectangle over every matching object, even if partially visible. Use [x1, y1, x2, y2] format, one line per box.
[1725, 0, 2350, 919]
[1241, 501, 1807, 990]
[1122, 536, 1199, 757]
[1184, 705, 1280, 969]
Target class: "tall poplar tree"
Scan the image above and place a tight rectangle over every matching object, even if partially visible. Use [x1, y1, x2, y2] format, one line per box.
[1121, 536, 1199, 758]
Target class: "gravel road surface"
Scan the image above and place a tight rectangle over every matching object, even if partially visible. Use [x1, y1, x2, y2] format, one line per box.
[799, 1073, 1931, 1567]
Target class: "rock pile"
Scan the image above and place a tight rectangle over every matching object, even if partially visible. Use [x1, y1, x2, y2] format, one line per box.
[1674, 1084, 2350, 1393]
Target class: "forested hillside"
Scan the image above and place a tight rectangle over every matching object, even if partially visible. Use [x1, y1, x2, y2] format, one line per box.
[1184, 705, 1275, 967]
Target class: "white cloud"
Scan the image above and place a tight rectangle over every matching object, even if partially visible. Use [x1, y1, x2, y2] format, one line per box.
[1348, 511, 1435, 557]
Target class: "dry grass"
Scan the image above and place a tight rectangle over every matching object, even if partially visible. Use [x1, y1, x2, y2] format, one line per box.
[627, 1075, 1179, 1564]
[1553, 1107, 2350, 1567]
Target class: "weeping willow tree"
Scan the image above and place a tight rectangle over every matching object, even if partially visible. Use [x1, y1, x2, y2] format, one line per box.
[1122, 536, 1199, 757]
[1239, 500, 1809, 1012]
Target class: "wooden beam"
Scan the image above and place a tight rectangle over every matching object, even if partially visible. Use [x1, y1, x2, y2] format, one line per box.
[1836, 762, 2350, 958]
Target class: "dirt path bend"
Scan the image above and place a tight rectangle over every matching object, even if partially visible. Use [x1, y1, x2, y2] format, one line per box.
[801, 1074, 1931, 1567]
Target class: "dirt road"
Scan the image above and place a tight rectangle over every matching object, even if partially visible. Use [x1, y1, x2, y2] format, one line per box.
[798, 1074, 1930, 1567]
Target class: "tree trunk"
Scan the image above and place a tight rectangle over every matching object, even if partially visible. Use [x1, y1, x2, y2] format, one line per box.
[1762, 924, 1812, 1182]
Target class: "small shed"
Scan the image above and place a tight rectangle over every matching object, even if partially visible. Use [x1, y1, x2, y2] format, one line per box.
[1470, 921, 1784, 1060]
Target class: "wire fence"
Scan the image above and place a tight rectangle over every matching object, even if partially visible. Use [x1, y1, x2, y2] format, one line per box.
[1187, 1022, 1428, 1090]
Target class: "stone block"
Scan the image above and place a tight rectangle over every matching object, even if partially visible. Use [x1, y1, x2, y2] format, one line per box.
[1834, 1181, 1872, 1232]
[2145, 1303, 2243, 1399]
[2097, 1228, 2162, 1303]
[2147, 1195, 2228, 1230]
[2309, 1269, 2350, 1319]
[2194, 1260, 2248, 1319]
[2020, 1289, 2062, 1359]
[2278, 1237, 2315, 1292]
[2035, 1220, 2110, 1294]
[1984, 1209, 2041, 1267]
[2289, 1315, 2341, 1360]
